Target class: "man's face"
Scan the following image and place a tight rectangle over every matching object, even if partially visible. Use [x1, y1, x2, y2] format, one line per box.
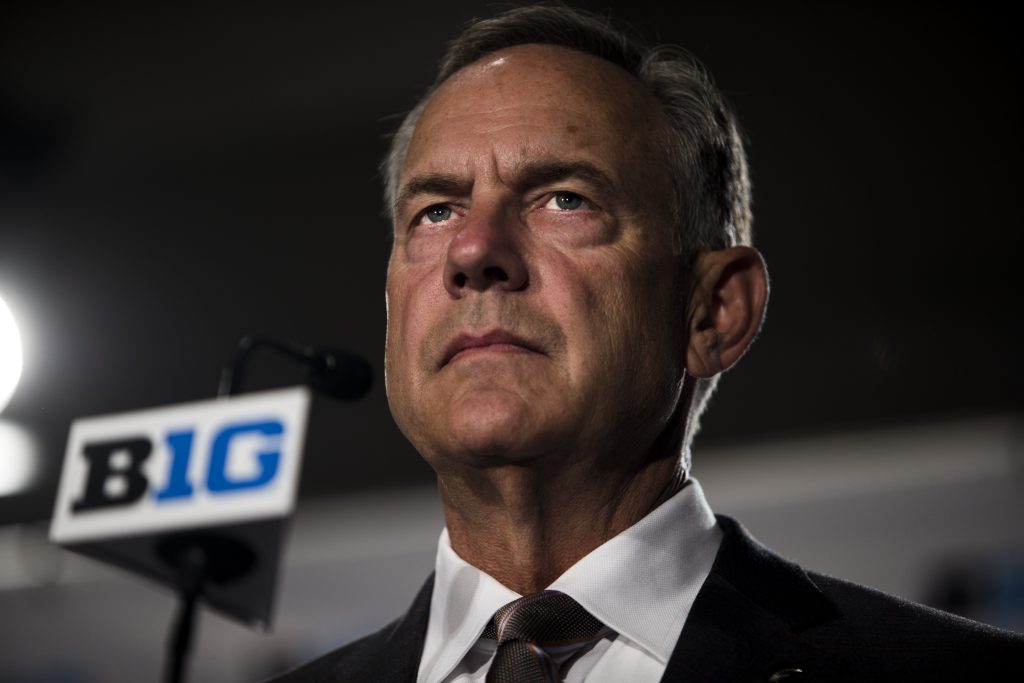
[385, 44, 687, 474]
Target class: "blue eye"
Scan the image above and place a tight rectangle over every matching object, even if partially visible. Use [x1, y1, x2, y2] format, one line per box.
[422, 205, 452, 223]
[553, 192, 584, 210]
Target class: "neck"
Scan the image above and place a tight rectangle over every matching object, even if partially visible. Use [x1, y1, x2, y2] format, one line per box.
[439, 452, 685, 595]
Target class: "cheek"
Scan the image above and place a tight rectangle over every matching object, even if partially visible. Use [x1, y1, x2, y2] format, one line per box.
[407, 234, 449, 264]
[385, 268, 438, 382]
[548, 249, 682, 389]
[385, 270, 440, 442]
[539, 253, 627, 376]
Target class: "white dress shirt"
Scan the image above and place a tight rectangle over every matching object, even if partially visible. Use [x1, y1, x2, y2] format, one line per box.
[416, 477, 723, 683]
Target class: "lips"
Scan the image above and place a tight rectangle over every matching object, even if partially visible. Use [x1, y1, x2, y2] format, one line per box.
[440, 330, 541, 367]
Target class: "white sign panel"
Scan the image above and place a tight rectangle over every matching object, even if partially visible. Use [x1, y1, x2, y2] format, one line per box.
[51, 387, 310, 544]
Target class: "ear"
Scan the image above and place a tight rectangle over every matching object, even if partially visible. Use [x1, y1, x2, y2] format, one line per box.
[686, 246, 769, 379]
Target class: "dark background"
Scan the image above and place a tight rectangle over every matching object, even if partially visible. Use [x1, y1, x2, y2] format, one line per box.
[1, 1, 1021, 524]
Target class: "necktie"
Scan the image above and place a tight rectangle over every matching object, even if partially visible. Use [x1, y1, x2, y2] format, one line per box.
[483, 590, 612, 683]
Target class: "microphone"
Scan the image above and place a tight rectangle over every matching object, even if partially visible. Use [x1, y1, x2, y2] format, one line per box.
[304, 347, 373, 401]
[218, 336, 373, 400]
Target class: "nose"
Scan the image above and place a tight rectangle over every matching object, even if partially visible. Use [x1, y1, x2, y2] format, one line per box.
[443, 207, 528, 297]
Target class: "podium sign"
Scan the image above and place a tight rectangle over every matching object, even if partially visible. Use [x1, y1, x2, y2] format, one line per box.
[50, 387, 310, 627]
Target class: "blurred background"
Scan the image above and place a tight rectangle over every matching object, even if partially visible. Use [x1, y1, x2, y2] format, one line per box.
[1, 1, 1021, 681]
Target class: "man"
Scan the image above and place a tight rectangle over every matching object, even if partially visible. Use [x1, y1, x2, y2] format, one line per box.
[273, 6, 1023, 681]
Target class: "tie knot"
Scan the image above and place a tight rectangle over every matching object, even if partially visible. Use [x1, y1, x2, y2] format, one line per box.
[483, 591, 611, 682]
[484, 590, 606, 645]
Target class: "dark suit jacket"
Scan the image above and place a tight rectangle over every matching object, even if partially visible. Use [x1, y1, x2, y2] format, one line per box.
[268, 516, 1024, 682]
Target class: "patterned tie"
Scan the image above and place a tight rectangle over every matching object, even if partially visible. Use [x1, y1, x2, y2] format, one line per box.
[483, 590, 613, 683]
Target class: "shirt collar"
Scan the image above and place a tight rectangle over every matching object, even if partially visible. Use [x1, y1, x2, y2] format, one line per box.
[548, 477, 721, 662]
[417, 527, 520, 683]
[416, 477, 721, 683]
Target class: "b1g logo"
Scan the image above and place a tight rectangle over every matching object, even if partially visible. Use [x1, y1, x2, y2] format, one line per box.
[50, 388, 309, 544]
[72, 419, 284, 513]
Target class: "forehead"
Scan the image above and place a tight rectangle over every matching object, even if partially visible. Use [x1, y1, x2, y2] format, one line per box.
[401, 44, 669, 189]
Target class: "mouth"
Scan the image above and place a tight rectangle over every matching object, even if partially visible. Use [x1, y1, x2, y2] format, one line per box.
[440, 330, 542, 368]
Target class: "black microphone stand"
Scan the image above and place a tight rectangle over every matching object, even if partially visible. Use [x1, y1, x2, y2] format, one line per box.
[164, 541, 206, 683]
[162, 335, 371, 683]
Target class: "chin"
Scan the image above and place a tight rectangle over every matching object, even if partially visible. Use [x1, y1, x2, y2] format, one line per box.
[446, 393, 551, 463]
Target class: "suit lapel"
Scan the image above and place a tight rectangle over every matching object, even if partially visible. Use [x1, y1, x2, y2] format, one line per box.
[359, 573, 435, 683]
[661, 517, 848, 682]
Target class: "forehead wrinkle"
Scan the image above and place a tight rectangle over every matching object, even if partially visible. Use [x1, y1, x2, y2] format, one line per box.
[408, 109, 617, 191]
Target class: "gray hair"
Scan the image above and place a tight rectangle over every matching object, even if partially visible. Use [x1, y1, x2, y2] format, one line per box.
[381, 4, 753, 444]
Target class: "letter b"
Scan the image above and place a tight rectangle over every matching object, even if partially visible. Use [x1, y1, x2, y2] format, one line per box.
[72, 437, 152, 512]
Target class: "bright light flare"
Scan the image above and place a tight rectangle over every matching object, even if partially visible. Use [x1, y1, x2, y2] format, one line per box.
[0, 295, 23, 414]
[0, 420, 36, 496]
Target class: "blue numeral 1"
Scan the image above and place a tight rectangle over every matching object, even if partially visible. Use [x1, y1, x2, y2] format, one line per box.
[154, 430, 195, 501]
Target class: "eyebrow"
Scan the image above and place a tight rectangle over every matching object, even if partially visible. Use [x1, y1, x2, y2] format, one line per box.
[395, 174, 468, 219]
[511, 159, 617, 198]
[394, 159, 618, 219]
